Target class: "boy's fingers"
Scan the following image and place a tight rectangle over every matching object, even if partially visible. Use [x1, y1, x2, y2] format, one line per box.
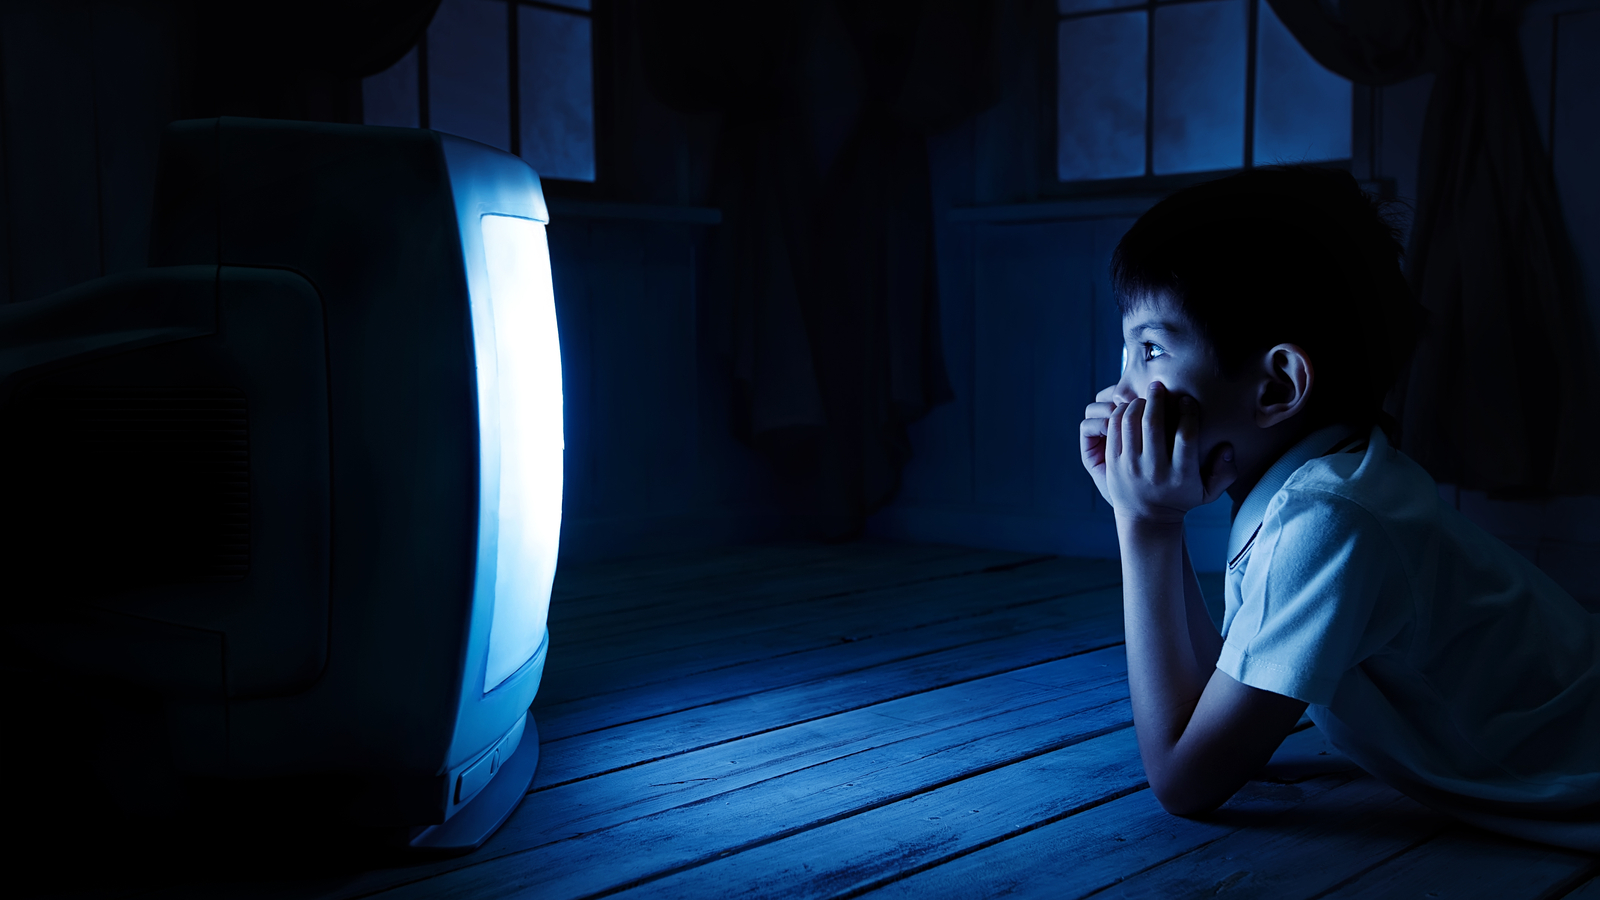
[1124, 398, 1145, 458]
[1084, 401, 1116, 420]
[1081, 420, 1108, 469]
[1107, 402, 1124, 459]
[1144, 383, 1165, 464]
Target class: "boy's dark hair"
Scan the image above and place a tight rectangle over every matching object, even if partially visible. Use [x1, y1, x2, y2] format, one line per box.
[1111, 166, 1425, 438]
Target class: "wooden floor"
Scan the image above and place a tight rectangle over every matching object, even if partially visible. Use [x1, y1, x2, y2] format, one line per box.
[32, 541, 1598, 898]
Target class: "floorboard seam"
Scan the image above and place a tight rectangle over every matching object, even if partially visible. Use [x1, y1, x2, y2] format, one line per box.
[529, 640, 1127, 791]
[351, 718, 1139, 900]
[1295, 828, 1447, 900]
[543, 578, 1122, 690]
[504, 693, 1132, 869]
[825, 780, 1154, 900]
[563, 721, 1142, 900]
[1055, 772, 1371, 900]
[537, 628, 1124, 743]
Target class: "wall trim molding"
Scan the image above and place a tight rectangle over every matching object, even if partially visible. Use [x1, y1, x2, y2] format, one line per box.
[546, 199, 721, 225]
[948, 194, 1164, 224]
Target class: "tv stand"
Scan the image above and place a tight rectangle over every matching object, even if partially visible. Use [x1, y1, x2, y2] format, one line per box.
[405, 717, 540, 855]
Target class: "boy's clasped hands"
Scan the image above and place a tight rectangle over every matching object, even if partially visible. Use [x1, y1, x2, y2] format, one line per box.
[1080, 382, 1236, 527]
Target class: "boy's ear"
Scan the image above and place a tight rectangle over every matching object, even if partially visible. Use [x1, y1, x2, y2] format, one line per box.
[1254, 344, 1314, 428]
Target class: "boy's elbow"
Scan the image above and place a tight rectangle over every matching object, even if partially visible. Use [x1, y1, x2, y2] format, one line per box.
[1148, 771, 1231, 818]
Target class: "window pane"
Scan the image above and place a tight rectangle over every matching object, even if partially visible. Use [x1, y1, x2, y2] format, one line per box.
[1058, 11, 1147, 181]
[428, 0, 511, 151]
[1152, 0, 1246, 175]
[1253, 0, 1351, 164]
[519, 7, 596, 182]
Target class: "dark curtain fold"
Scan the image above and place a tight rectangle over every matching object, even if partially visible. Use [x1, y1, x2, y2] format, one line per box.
[642, 0, 996, 536]
[1269, 0, 1600, 496]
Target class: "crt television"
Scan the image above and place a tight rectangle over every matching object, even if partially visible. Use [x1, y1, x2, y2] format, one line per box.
[0, 117, 563, 851]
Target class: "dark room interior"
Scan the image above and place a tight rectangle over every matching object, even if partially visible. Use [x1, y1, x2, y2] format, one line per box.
[2, 0, 1598, 897]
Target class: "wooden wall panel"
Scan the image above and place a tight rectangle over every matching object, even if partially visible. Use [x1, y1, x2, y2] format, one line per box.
[973, 222, 1045, 510]
[1030, 220, 1095, 522]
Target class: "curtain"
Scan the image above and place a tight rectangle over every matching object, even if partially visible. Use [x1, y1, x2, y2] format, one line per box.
[642, 0, 997, 536]
[1267, 0, 1600, 496]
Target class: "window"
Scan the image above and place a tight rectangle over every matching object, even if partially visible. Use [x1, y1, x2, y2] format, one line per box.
[363, 0, 596, 183]
[1056, 0, 1350, 182]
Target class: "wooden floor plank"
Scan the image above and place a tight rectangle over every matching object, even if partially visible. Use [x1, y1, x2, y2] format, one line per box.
[853, 728, 1360, 900]
[359, 710, 1140, 900]
[536, 558, 1120, 707]
[41, 541, 1576, 900]
[534, 596, 1124, 786]
[1087, 776, 1452, 899]
[534, 583, 1123, 742]
[531, 554, 1120, 707]
[624, 727, 1359, 900]
[858, 780, 1362, 900]
[306, 649, 1133, 900]
[600, 728, 1152, 900]
[1316, 829, 1597, 900]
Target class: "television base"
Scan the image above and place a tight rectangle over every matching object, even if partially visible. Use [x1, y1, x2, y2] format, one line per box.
[405, 716, 540, 855]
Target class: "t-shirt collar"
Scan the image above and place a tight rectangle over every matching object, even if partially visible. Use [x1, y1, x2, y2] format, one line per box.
[1226, 422, 1356, 566]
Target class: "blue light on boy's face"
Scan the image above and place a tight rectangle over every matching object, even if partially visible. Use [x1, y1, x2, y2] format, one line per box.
[1110, 297, 1255, 465]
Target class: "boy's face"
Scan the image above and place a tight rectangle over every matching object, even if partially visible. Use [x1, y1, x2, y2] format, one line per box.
[1108, 294, 1259, 472]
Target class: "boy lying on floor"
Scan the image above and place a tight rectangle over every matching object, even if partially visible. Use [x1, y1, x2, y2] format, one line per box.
[1078, 166, 1598, 852]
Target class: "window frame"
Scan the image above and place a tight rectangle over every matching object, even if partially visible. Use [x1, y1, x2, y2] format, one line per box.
[1042, 0, 1368, 199]
[403, 0, 604, 194]
[514, 0, 608, 197]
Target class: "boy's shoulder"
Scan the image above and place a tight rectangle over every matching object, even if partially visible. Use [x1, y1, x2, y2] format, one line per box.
[1272, 427, 1440, 539]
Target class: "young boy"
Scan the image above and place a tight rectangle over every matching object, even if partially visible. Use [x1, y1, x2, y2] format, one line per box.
[1078, 166, 1598, 851]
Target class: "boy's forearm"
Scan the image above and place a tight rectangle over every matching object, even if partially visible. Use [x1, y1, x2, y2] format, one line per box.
[1117, 516, 1213, 757]
[1181, 543, 1223, 671]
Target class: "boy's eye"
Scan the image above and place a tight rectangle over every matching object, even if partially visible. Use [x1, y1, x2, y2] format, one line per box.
[1142, 342, 1166, 362]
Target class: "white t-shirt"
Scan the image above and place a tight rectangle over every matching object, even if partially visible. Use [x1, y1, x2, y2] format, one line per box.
[1216, 424, 1600, 850]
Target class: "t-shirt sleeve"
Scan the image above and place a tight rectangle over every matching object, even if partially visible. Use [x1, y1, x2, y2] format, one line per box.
[1216, 487, 1412, 707]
